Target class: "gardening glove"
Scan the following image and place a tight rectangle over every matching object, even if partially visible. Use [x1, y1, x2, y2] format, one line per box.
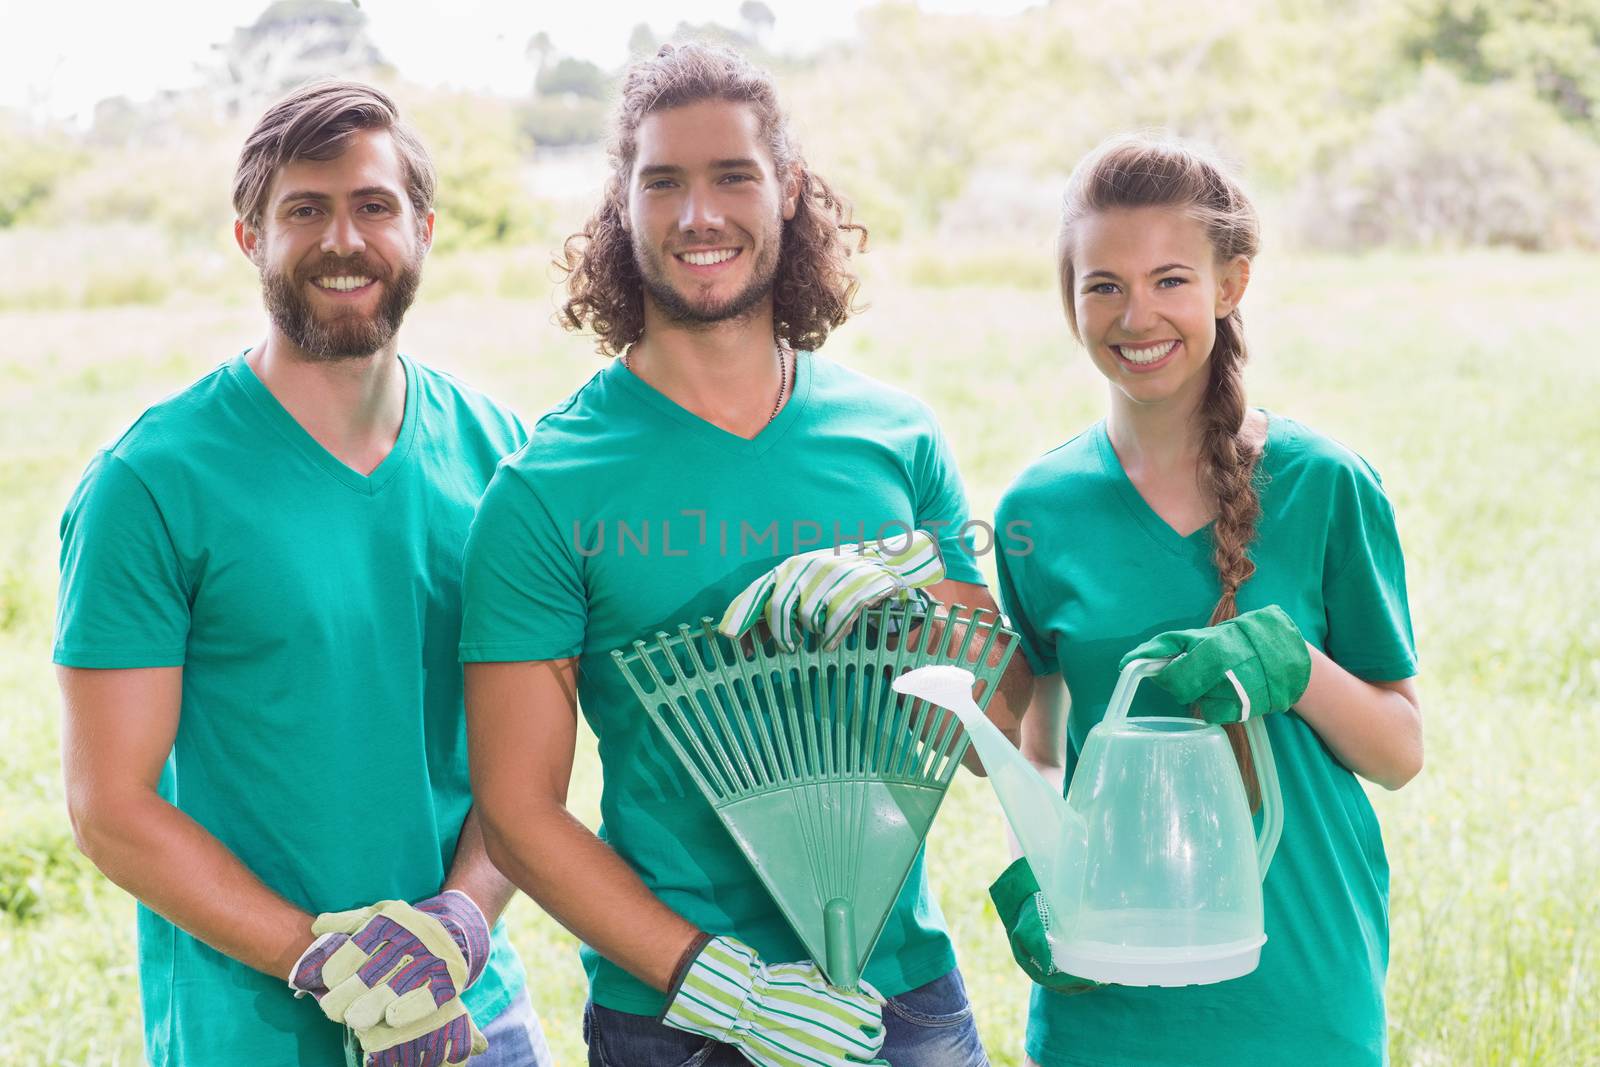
[344, 998, 487, 1067]
[289, 891, 490, 1057]
[1119, 605, 1312, 724]
[718, 530, 946, 652]
[661, 934, 889, 1067]
[988, 857, 1100, 995]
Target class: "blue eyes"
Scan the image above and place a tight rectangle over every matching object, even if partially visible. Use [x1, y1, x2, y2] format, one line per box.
[1085, 277, 1187, 295]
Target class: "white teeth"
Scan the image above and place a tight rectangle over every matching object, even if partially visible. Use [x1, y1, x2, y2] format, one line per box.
[1116, 340, 1177, 364]
[314, 275, 373, 292]
[678, 249, 738, 266]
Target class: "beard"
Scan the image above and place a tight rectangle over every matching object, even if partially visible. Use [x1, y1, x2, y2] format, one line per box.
[633, 219, 782, 328]
[260, 249, 423, 361]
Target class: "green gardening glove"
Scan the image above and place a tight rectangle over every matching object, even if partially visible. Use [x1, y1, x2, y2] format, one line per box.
[988, 857, 1099, 994]
[1119, 605, 1312, 723]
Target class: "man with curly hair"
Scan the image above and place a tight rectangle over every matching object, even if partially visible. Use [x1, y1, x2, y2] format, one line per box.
[460, 43, 1025, 1067]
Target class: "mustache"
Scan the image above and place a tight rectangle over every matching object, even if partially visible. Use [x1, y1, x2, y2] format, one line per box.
[296, 256, 388, 281]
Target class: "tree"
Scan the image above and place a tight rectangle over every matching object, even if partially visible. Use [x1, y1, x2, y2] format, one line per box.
[740, 1, 776, 44]
[210, 0, 389, 116]
[536, 57, 609, 100]
[1397, 0, 1600, 128]
[0, 112, 86, 228]
[526, 31, 553, 80]
[628, 22, 660, 57]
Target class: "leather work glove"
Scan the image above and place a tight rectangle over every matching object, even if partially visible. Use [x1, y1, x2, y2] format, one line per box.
[290, 891, 491, 1066]
[718, 530, 946, 652]
[988, 857, 1100, 995]
[1119, 605, 1312, 723]
[661, 934, 889, 1067]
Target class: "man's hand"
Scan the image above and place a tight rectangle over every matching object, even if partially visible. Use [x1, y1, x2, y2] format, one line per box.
[290, 893, 490, 1065]
[718, 531, 946, 651]
[662, 935, 888, 1067]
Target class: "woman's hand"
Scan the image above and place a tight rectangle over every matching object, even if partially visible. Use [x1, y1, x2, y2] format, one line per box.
[1119, 605, 1312, 722]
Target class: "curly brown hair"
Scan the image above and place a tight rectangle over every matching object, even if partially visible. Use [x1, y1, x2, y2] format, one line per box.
[557, 42, 867, 356]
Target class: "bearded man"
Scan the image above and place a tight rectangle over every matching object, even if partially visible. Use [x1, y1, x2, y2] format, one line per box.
[55, 80, 551, 1067]
[460, 44, 1029, 1067]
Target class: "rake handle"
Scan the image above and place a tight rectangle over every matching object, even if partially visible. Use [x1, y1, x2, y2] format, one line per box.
[823, 897, 860, 992]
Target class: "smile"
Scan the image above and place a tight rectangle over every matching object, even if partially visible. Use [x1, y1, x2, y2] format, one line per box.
[675, 248, 740, 267]
[312, 275, 374, 292]
[1114, 339, 1178, 366]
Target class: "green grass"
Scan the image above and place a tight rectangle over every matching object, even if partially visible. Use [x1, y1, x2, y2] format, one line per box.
[2, 249, 1595, 1065]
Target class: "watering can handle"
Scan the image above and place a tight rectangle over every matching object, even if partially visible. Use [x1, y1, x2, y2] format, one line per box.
[1244, 716, 1283, 879]
[1101, 657, 1173, 726]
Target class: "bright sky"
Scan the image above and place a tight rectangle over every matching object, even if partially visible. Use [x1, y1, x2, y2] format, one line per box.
[1, 0, 1041, 123]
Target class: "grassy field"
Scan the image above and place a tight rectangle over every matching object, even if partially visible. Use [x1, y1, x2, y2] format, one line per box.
[1, 246, 1596, 1065]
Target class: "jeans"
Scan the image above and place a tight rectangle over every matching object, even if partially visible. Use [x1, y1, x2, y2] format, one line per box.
[584, 968, 988, 1067]
[342, 989, 553, 1067]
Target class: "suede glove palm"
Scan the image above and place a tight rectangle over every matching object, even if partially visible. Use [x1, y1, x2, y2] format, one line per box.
[718, 531, 945, 651]
[661, 935, 888, 1067]
[290, 891, 491, 1066]
[988, 857, 1099, 995]
[1119, 605, 1312, 723]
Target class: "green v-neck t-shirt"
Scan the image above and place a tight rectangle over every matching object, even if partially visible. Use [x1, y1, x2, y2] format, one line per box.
[54, 354, 529, 1067]
[995, 414, 1417, 1067]
[459, 353, 986, 1015]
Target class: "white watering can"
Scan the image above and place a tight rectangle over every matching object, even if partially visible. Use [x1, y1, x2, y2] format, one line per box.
[895, 657, 1282, 986]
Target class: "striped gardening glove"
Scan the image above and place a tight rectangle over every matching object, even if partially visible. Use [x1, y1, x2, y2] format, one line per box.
[661, 935, 888, 1067]
[718, 530, 946, 651]
[289, 891, 491, 1066]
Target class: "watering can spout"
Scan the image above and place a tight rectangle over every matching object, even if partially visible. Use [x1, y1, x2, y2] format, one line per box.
[892, 665, 1087, 929]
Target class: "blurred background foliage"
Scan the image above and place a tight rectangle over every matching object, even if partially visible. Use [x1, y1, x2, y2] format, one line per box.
[3, 0, 1599, 304]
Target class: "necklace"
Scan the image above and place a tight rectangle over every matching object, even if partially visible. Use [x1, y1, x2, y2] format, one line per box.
[624, 340, 793, 427]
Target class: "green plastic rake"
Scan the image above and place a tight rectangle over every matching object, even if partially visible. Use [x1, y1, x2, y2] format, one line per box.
[612, 601, 1017, 991]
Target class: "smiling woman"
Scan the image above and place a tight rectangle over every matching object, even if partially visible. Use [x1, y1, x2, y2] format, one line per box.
[994, 134, 1422, 1067]
[1068, 206, 1248, 409]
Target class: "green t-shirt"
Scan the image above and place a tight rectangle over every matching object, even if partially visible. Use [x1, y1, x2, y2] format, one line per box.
[995, 414, 1417, 1067]
[54, 355, 529, 1067]
[459, 354, 985, 1015]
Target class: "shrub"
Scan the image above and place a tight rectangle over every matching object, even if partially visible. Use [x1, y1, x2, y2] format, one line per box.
[405, 90, 543, 251]
[1295, 66, 1600, 250]
[0, 113, 88, 227]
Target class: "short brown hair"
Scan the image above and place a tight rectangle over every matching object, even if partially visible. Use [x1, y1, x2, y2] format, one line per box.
[231, 79, 436, 229]
[558, 43, 867, 356]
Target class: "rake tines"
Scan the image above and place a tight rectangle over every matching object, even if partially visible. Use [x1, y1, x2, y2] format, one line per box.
[612, 601, 1016, 990]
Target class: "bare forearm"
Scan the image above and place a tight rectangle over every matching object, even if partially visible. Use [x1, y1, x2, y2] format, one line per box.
[925, 581, 1034, 773]
[481, 797, 699, 991]
[1294, 645, 1423, 790]
[442, 807, 518, 925]
[72, 790, 313, 978]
